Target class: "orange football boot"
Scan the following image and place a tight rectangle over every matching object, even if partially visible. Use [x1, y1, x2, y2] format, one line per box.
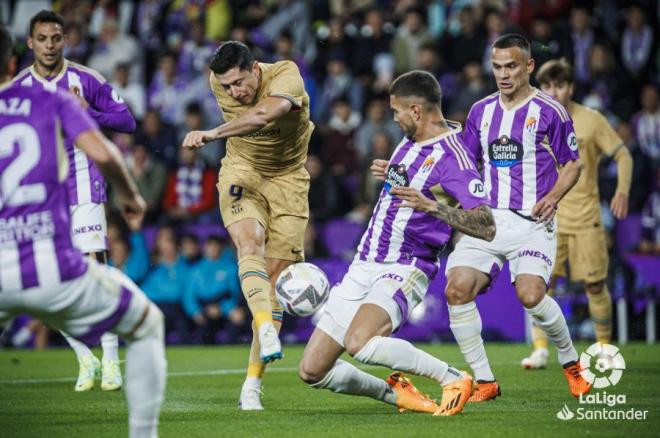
[386, 371, 438, 414]
[467, 380, 501, 402]
[563, 361, 592, 397]
[433, 372, 473, 416]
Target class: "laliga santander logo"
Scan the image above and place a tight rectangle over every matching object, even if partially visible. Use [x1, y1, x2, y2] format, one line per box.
[579, 343, 626, 388]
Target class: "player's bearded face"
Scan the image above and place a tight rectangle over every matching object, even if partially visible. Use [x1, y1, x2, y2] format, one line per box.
[28, 22, 65, 70]
[540, 80, 573, 108]
[491, 47, 534, 97]
[216, 64, 260, 105]
[390, 95, 417, 139]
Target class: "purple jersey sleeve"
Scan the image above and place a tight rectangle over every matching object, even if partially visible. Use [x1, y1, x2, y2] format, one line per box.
[55, 89, 99, 141]
[462, 104, 482, 158]
[548, 112, 580, 165]
[436, 147, 489, 210]
[86, 79, 136, 133]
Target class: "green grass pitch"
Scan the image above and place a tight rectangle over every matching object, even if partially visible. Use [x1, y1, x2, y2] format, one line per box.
[1, 342, 658, 437]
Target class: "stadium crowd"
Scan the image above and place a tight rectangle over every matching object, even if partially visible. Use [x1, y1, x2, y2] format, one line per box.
[2, 0, 659, 346]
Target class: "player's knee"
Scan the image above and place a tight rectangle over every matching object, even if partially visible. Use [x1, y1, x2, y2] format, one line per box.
[344, 331, 370, 357]
[298, 359, 326, 385]
[517, 284, 546, 308]
[585, 281, 606, 296]
[131, 303, 164, 341]
[236, 235, 265, 257]
[445, 276, 475, 305]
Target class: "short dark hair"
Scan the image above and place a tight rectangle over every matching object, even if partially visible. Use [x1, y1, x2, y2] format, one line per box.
[536, 59, 573, 85]
[0, 26, 13, 77]
[209, 41, 254, 75]
[29, 10, 65, 37]
[389, 70, 442, 106]
[492, 33, 531, 55]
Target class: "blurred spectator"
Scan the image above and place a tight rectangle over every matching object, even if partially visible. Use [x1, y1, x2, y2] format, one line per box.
[149, 52, 187, 125]
[89, 0, 134, 38]
[322, 99, 361, 173]
[141, 226, 191, 343]
[252, 0, 316, 64]
[204, 0, 232, 42]
[449, 62, 490, 121]
[351, 8, 394, 78]
[63, 22, 90, 64]
[443, 6, 485, 72]
[358, 130, 391, 206]
[88, 18, 142, 83]
[631, 84, 660, 164]
[111, 63, 146, 120]
[529, 16, 568, 70]
[621, 4, 654, 82]
[416, 43, 459, 111]
[180, 234, 202, 267]
[584, 43, 635, 120]
[162, 148, 218, 224]
[109, 142, 166, 223]
[316, 56, 363, 121]
[481, 9, 509, 73]
[569, 6, 596, 91]
[611, 122, 655, 212]
[354, 99, 401, 160]
[135, 110, 179, 169]
[178, 102, 223, 167]
[392, 7, 433, 74]
[314, 17, 355, 79]
[177, 20, 216, 81]
[108, 230, 150, 284]
[640, 169, 660, 255]
[306, 154, 343, 223]
[427, 0, 471, 39]
[183, 236, 245, 344]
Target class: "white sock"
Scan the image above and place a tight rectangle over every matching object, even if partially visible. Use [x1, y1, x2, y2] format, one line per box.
[12, 326, 32, 346]
[353, 336, 462, 386]
[448, 302, 495, 381]
[311, 359, 397, 405]
[62, 331, 95, 362]
[125, 326, 167, 438]
[525, 295, 578, 365]
[101, 333, 120, 362]
[243, 376, 262, 390]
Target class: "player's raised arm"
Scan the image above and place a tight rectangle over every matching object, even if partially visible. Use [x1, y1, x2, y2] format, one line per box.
[392, 187, 495, 241]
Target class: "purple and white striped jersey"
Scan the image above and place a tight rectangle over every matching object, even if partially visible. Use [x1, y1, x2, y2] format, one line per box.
[13, 60, 136, 206]
[0, 82, 98, 291]
[356, 122, 489, 279]
[464, 89, 580, 212]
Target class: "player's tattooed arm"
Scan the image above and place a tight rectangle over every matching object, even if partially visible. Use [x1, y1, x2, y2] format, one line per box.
[390, 187, 496, 241]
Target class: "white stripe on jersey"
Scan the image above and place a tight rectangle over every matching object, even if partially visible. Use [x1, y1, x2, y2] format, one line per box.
[446, 135, 473, 170]
[537, 93, 570, 122]
[34, 239, 61, 285]
[521, 102, 541, 211]
[0, 243, 21, 290]
[74, 147, 92, 204]
[365, 146, 420, 260]
[384, 146, 446, 261]
[479, 101, 497, 201]
[497, 110, 515, 207]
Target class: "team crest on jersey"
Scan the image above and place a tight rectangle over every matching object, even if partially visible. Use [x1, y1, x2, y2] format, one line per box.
[525, 117, 537, 132]
[384, 163, 410, 193]
[421, 156, 435, 173]
[489, 134, 523, 167]
[567, 132, 578, 151]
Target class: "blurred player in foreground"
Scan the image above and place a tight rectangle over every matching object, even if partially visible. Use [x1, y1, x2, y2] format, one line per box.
[0, 27, 165, 438]
[299, 70, 496, 416]
[521, 59, 632, 369]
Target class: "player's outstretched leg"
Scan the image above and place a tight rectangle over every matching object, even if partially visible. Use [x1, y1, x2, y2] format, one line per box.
[445, 268, 499, 402]
[345, 304, 471, 416]
[101, 332, 123, 391]
[62, 331, 101, 392]
[300, 328, 437, 413]
[517, 275, 591, 397]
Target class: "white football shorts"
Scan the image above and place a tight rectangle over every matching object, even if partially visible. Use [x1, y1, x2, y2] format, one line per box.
[69, 203, 107, 253]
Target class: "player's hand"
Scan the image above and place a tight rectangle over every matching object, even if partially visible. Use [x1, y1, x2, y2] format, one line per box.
[69, 87, 89, 110]
[193, 313, 206, 326]
[118, 193, 147, 231]
[182, 129, 217, 149]
[610, 192, 629, 220]
[370, 159, 388, 181]
[532, 196, 558, 224]
[390, 187, 436, 214]
[206, 304, 222, 320]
